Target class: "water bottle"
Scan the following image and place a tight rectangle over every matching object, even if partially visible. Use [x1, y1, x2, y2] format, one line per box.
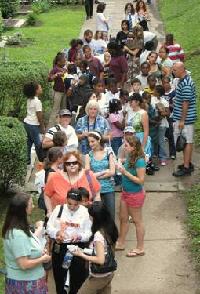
[62, 251, 73, 269]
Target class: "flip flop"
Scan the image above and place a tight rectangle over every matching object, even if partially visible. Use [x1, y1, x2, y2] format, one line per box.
[126, 250, 145, 257]
[115, 242, 125, 251]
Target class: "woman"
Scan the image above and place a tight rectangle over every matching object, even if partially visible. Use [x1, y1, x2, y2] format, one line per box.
[96, 3, 109, 38]
[72, 201, 118, 294]
[164, 33, 185, 64]
[147, 51, 161, 79]
[2, 192, 51, 294]
[44, 150, 101, 215]
[91, 78, 107, 117]
[158, 46, 173, 77]
[23, 81, 45, 165]
[124, 2, 138, 31]
[93, 31, 107, 55]
[107, 41, 128, 88]
[47, 188, 91, 294]
[75, 100, 111, 155]
[135, 0, 149, 31]
[116, 20, 129, 49]
[127, 93, 149, 153]
[116, 136, 146, 256]
[85, 132, 116, 219]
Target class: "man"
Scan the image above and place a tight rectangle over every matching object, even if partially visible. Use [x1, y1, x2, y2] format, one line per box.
[172, 62, 197, 177]
[82, 30, 96, 53]
[83, 45, 104, 80]
[42, 109, 78, 152]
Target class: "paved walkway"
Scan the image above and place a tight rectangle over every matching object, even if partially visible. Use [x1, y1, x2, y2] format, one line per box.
[46, 1, 200, 293]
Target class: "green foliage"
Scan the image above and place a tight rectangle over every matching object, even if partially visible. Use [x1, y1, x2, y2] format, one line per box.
[32, 0, 50, 14]
[6, 32, 23, 45]
[0, 116, 27, 191]
[26, 12, 39, 26]
[0, 61, 51, 121]
[0, 10, 4, 37]
[183, 185, 200, 271]
[0, 0, 20, 19]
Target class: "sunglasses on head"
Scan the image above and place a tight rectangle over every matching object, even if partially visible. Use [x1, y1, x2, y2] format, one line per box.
[64, 161, 78, 166]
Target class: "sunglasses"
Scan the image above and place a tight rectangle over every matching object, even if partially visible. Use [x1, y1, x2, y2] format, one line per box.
[64, 161, 78, 166]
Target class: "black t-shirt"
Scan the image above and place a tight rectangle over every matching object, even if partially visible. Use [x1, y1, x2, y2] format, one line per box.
[116, 31, 128, 47]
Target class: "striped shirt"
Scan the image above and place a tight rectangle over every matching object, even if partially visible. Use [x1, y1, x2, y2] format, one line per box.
[173, 75, 197, 125]
[166, 43, 185, 63]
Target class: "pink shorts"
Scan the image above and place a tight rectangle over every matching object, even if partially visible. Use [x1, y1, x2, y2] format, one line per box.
[121, 190, 146, 208]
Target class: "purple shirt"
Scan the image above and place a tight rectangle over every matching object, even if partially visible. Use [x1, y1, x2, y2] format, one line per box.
[87, 57, 104, 79]
[109, 56, 128, 83]
[48, 65, 65, 93]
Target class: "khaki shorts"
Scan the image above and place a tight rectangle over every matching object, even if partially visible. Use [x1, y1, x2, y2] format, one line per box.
[173, 121, 194, 144]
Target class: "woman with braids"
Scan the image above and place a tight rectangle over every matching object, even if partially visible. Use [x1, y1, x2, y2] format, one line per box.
[115, 135, 146, 257]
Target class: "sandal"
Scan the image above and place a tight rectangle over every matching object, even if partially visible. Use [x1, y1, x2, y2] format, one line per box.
[115, 242, 125, 251]
[126, 249, 145, 257]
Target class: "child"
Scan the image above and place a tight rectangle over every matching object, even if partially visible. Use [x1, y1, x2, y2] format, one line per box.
[48, 52, 67, 121]
[130, 78, 143, 96]
[136, 61, 150, 89]
[105, 77, 120, 103]
[78, 187, 90, 207]
[23, 82, 45, 165]
[108, 99, 125, 156]
[144, 73, 157, 95]
[162, 76, 176, 159]
[103, 51, 111, 86]
[151, 85, 170, 166]
[64, 63, 78, 94]
[92, 78, 107, 117]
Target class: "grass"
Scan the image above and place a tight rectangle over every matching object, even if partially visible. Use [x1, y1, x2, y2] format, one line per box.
[1, 5, 85, 67]
[159, 0, 200, 144]
[0, 193, 44, 290]
[159, 0, 200, 271]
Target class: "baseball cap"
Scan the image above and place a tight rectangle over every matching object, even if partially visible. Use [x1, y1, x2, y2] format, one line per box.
[124, 126, 136, 134]
[59, 109, 72, 117]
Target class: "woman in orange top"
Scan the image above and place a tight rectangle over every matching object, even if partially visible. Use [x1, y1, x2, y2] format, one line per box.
[44, 150, 100, 216]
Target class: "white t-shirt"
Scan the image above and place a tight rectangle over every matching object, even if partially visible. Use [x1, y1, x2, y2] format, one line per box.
[24, 96, 42, 125]
[144, 31, 156, 44]
[96, 13, 108, 32]
[45, 124, 78, 150]
[135, 74, 148, 89]
[151, 96, 169, 128]
[93, 39, 107, 55]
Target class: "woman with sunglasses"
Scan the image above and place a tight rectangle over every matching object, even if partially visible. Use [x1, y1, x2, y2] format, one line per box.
[44, 150, 101, 217]
[47, 188, 91, 294]
[115, 135, 146, 257]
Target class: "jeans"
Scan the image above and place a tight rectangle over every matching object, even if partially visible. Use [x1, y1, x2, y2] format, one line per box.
[165, 118, 176, 156]
[101, 192, 115, 220]
[24, 122, 43, 164]
[111, 137, 123, 156]
[158, 126, 167, 160]
[85, 0, 93, 17]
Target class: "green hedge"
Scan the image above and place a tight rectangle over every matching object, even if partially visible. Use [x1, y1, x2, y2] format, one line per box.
[0, 61, 51, 122]
[0, 0, 20, 18]
[0, 116, 27, 191]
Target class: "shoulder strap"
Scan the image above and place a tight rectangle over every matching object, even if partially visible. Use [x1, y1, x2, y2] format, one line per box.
[57, 205, 64, 218]
[85, 170, 96, 200]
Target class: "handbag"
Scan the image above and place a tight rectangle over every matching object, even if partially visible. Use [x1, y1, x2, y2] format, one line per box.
[90, 239, 117, 274]
[38, 189, 46, 210]
[176, 130, 186, 152]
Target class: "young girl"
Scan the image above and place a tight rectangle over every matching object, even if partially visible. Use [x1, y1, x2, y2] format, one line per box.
[135, 0, 149, 31]
[96, 3, 109, 38]
[151, 85, 170, 166]
[23, 82, 45, 165]
[108, 99, 125, 156]
[85, 132, 116, 219]
[72, 202, 118, 294]
[116, 135, 146, 256]
[124, 2, 138, 31]
[92, 78, 107, 117]
[103, 51, 111, 87]
[48, 52, 67, 122]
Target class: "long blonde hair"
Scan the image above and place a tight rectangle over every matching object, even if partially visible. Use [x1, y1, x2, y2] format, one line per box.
[125, 135, 145, 168]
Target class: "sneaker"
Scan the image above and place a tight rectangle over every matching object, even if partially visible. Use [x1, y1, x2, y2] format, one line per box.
[178, 162, 194, 172]
[170, 155, 176, 160]
[173, 168, 191, 177]
[160, 161, 167, 166]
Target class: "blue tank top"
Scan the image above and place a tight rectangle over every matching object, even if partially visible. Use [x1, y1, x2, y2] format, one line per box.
[89, 151, 114, 193]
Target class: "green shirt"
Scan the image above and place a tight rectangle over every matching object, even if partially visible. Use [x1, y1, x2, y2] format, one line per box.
[3, 229, 44, 280]
[122, 157, 146, 192]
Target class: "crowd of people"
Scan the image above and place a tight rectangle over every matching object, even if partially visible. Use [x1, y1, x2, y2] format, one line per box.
[2, 0, 197, 293]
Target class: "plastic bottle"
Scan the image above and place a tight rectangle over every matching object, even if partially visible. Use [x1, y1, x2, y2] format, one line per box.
[62, 251, 73, 269]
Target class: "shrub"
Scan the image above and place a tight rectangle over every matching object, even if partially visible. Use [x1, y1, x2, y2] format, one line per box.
[0, 61, 51, 121]
[32, 0, 50, 14]
[0, 0, 20, 19]
[27, 12, 38, 26]
[0, 116, 27, 191]
[0, 10, 4, 38]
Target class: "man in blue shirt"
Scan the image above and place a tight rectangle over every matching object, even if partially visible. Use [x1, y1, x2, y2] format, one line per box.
[172, 62, 197, 177]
